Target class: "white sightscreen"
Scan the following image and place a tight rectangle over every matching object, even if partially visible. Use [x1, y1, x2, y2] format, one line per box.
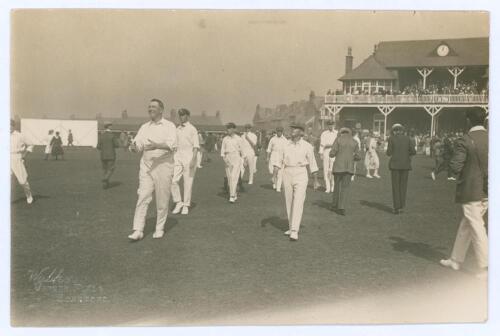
[20, 119, 98, 147]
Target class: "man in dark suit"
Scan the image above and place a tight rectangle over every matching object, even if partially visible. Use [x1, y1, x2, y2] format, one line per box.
[386, 124, 416, 214]
[97, 122, 120, 189]
[440, 108, 488, 278]
[329, 127, 361, 216]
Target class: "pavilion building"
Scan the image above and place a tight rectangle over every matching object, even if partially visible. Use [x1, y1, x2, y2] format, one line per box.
[323, 37, 489, 137]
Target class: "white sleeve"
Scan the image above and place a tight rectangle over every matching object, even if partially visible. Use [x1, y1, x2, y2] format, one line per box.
[165, 122, 178, 149]
[220, 138, 226, 157]
[307, 144, 319, 173]
[22, 134, 34, 152]
[133, 125, 146, 151]
[318, 132, 325, 154]
[266, 138, 274, 153]
[192, 129, 200, 149]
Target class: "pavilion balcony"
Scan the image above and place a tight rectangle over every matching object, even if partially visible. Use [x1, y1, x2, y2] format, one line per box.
[324, 94, 489, 105]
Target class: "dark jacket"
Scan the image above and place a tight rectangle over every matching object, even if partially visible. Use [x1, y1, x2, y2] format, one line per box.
[386, 134, 416, 170]
[329, 133, 361, 174]
[97, 131, 120, 160]
[449, 127, 488, 203]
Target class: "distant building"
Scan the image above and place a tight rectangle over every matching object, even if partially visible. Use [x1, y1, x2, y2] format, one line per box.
[253, 91, 324, 133]
[324, 37, 489, 137]
[97, 111, 224, 134]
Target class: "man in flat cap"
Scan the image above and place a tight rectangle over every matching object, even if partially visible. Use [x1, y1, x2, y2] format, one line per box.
[171, 108, 200, 215]
[240, 124, 258, 185]
[221, 122, 243, 203]
[97, 122, 120, 189]
[319, 119, 338, 193]
[274, 124, 319, 241]
[386, 123, 416, 214]
[266, 126, 287, 192]
[329, 127, 361, 215]
[10, 119, 34, 204]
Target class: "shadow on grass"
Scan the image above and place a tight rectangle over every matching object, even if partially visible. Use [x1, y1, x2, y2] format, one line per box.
[11, 194, 51, 204]
[260, 183, 275, 191]
[359, 200, 393, 214]
[260, 216, 289, 232]
[132, 217, 179, 240]
[106, 181, 122, 189]
[389, 236, 447, 262]
[313, 199, 333, 211]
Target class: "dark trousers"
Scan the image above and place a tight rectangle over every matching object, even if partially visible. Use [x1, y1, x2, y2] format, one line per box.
[433, 157, 452, 177]
[391, 169, 409, 210]
[332, 172, 352, 210]
[101, 159, 116, 182]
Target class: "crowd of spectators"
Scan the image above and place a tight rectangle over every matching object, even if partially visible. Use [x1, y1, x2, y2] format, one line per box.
[327, 80, 487, 97]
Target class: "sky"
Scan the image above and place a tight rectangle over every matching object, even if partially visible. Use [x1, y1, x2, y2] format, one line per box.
[11, 10, 489, 124]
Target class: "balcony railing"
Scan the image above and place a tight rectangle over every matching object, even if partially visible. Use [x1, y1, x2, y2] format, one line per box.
[325, 94, 489, 105]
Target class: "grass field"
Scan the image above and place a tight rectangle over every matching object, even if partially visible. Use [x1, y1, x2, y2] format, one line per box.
[11, 147, 487, 326]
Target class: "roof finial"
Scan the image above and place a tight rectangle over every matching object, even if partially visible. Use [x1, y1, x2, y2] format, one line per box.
[348, 46, 352, 56]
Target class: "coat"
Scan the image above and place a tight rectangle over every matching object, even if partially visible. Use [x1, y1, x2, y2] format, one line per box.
[386, 134, 416, 170]
[97, 131, 120, 160]
[50, 136, 64, 155]
[329, 133, 361, 174]
[449, 127, 488, 203]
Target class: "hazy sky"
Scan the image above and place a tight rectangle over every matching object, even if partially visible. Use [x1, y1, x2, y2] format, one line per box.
[11, 10, 488, 124]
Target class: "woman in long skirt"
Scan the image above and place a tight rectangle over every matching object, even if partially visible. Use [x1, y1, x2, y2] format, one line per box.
[44, 129, 54, 160]
[50, 131, 64, 160]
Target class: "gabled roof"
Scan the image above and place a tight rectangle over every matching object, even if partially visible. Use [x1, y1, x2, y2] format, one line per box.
[374, 37, 488, 68]
[339, 55, 397, 81]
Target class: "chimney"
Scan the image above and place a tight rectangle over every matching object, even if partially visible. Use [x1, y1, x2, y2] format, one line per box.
[373, 44, 378, 54]
[345, 47, 353, 74]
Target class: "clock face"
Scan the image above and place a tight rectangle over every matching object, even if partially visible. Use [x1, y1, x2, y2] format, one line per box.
[437, 44, 450, 57]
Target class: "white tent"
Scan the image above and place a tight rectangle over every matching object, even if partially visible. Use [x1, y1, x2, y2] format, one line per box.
[21, 119, 98, 147]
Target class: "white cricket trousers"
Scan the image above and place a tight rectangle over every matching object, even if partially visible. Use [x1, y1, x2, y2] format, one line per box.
[171, 151, 197, 207]
[451, 199, 488, 268]
[283, 166, 308, 233]
[322, 148, 335, 191]
[224, 152, 241, 198]
[133, 158, 174, 233]
[241, 152, 256, 183]
[11, 154, 33, 200]
[268, 151, 283, 190]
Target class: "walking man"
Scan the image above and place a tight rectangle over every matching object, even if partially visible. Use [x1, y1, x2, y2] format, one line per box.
[319, 120, 338, 193]
[329, 127, 361, 216]
[128, 99, 177, 241]
[440, 108, 488, 278]
[171, 108, 200, 215]
[97, 122, 120, 189]
[10, 119, 34, 204]
[67, 129, 74, 146]
[240, 124, 258, 185]
[386, 124, 416, 214]
[274, 124, 319, 241]
[221, 123, 243, 203]
[266, 126, 287, 192]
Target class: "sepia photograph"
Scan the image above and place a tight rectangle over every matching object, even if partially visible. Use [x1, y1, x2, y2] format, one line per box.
[6, 7, 493, 329]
